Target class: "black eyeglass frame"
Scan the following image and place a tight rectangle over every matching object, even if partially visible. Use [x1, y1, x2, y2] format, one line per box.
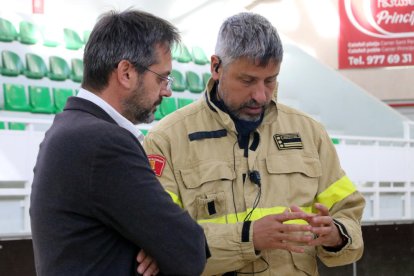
[142, 66, 174, 91]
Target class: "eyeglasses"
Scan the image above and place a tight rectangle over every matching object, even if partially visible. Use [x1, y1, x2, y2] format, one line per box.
[143, 67, 174, 91]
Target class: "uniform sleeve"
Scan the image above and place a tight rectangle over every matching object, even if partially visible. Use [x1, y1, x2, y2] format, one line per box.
[315, 127, 365, 266]
[90, 128, 207, 276]
[144, 131, 259, 275]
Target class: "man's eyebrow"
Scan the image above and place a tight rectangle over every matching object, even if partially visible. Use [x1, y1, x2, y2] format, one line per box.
[238, 73, 279, 79]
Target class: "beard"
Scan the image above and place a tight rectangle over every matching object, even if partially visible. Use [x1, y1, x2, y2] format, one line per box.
[122, 78, 162, 124]
[226, 99, 266, 122]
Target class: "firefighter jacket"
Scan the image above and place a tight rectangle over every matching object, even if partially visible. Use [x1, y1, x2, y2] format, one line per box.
[143, 79, 365, 276]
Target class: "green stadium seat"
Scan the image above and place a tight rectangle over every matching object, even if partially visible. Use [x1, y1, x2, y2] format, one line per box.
[3, 83, 30, 112]
[331, 138, 340, 145]
[49, 56, 70, 81]
[0, 122, 5, 130]
[41, 27, 61, 47]
[1, 50, 24, 76]
[202, 72, 211, 87]
[63, 28, 83, 50]
[177, 98, 194, 109]
[28, 86, 54, 114]
[0, 18, 18, 42]
[53, 88, 74, 113]
[171, 43, 180, 60]
[18, 21, 40, 44]
[154, 107, 163, 121]
[176, 44, 192, 63]
[24, 53, 48, 79]
[140, 129, 148, 136]
[186, 71, 204, 93]
[8, 122, 26, 131]
[83, 30, 91, 44]
[171, 69, 186, 92]
[70, 58, 83, 83]
[160, 97, 177, 116]
[192, 46, 209, 65]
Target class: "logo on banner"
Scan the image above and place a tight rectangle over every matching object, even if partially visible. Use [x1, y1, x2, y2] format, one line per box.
[344, 0, 414, 38]
[147, 154, 166, 177]
[339, 0, 414, 68]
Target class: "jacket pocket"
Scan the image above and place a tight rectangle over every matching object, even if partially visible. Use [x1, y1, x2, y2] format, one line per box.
[179, 161, 235, 220]
[265, 154, 322, 177]
[263, 154, 322, 206]
[291, 251, 318, 276]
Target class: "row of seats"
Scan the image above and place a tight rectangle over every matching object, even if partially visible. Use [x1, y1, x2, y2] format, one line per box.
[0, 48, 211, 91]
[0, 95, 195, 132]
[154, 97, 195, 121]
[0, 17, 89, 50]
[1, 82, 196, 118]
[2, 83, 75, 114]
[172, 70, 210, 93]
[1, 50, 83, 82]
[0, 17, 211, 64]
[172, 44, 210, 65]
[0, 121, 26, 131]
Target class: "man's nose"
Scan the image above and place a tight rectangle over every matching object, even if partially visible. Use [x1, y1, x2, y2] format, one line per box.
[161, 87, 172, 97]
[251, 82, 267, 104]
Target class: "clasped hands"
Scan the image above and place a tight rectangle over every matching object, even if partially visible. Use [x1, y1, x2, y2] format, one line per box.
[252, 203, 345, 253]
[135, 203, 345, 275]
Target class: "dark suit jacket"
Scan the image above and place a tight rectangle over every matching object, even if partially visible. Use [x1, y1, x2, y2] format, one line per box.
[30, 97, 207, 276]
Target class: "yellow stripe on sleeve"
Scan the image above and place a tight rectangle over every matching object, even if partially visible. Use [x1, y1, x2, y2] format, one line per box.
[166, 190, 183, 208]
[315, 175, 356, 210]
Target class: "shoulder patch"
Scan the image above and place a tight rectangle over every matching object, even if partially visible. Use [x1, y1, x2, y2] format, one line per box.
[273, 133, 303, 150]
[147, 154, 166, 177]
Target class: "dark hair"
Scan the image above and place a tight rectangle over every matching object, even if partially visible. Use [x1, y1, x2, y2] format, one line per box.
[215, 12, 283, 67]
[82, 9, 180, 91]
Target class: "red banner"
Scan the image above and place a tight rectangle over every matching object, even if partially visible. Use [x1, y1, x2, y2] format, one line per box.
[338, 0, 414, 69]
[32, 0, 44, 14]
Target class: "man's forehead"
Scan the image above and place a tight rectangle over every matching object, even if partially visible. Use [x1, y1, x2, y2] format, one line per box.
[228, 56, 280, 68]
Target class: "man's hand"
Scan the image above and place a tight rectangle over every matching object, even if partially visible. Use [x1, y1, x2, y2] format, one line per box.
[252, 210, 314, 253]
[136, 249, 159, 276]
[291, 204, 344, 248]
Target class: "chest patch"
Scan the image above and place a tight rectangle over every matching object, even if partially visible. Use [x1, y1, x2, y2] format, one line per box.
[273, 133, 303, 150]
[147, 154, 166, 177]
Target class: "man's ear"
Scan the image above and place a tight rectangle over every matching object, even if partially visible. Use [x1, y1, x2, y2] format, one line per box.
[116, 60, 135, 89]
[210, 55, 221, 80]
[274, 81, 279, 101]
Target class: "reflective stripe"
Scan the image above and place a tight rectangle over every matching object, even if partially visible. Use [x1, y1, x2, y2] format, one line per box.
[198, 206, 313, 225]
[166, 190, 183, 208]
[170, 176, 355, 224]
[315, 175, 356, 210]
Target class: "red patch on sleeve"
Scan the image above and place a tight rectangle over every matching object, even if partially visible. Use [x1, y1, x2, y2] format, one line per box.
[147, 154, 166, 177]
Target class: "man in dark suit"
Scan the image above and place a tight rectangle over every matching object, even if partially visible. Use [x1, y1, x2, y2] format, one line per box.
[30, 9, 208, 276]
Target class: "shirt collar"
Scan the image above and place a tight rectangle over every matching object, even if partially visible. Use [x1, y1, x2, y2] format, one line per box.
[77, 88, 145, 143]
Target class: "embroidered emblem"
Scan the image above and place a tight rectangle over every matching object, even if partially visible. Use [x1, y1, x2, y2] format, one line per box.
[147, 154, 166, 176]
[273, 133, 303, 150]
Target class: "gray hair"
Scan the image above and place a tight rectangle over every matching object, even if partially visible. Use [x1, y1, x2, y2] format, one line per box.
[215, 12, 283, 67]
[82, 9, 180, 91]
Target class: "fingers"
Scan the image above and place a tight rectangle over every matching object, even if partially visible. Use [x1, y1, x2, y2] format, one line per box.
[289, 205, 304, 213]
[313, 203, 329, 216]
[142, 260, 159, 276]
[137, 250, 159, 276]
[136, 249, 146, 263]
[308, 214, 332, 226]
[273, 233, 314, 253]
[281, 223, 312, 233]
[274, 209, 313, 223]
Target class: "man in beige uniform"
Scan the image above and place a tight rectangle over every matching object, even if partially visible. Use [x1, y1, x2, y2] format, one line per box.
[144, 12, 365, 275]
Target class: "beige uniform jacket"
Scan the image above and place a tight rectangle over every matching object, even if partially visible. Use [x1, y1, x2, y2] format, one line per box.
[143, 80, 365, 275]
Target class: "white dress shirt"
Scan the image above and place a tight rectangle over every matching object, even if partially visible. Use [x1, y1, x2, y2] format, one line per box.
[77, 88, 145, 144]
